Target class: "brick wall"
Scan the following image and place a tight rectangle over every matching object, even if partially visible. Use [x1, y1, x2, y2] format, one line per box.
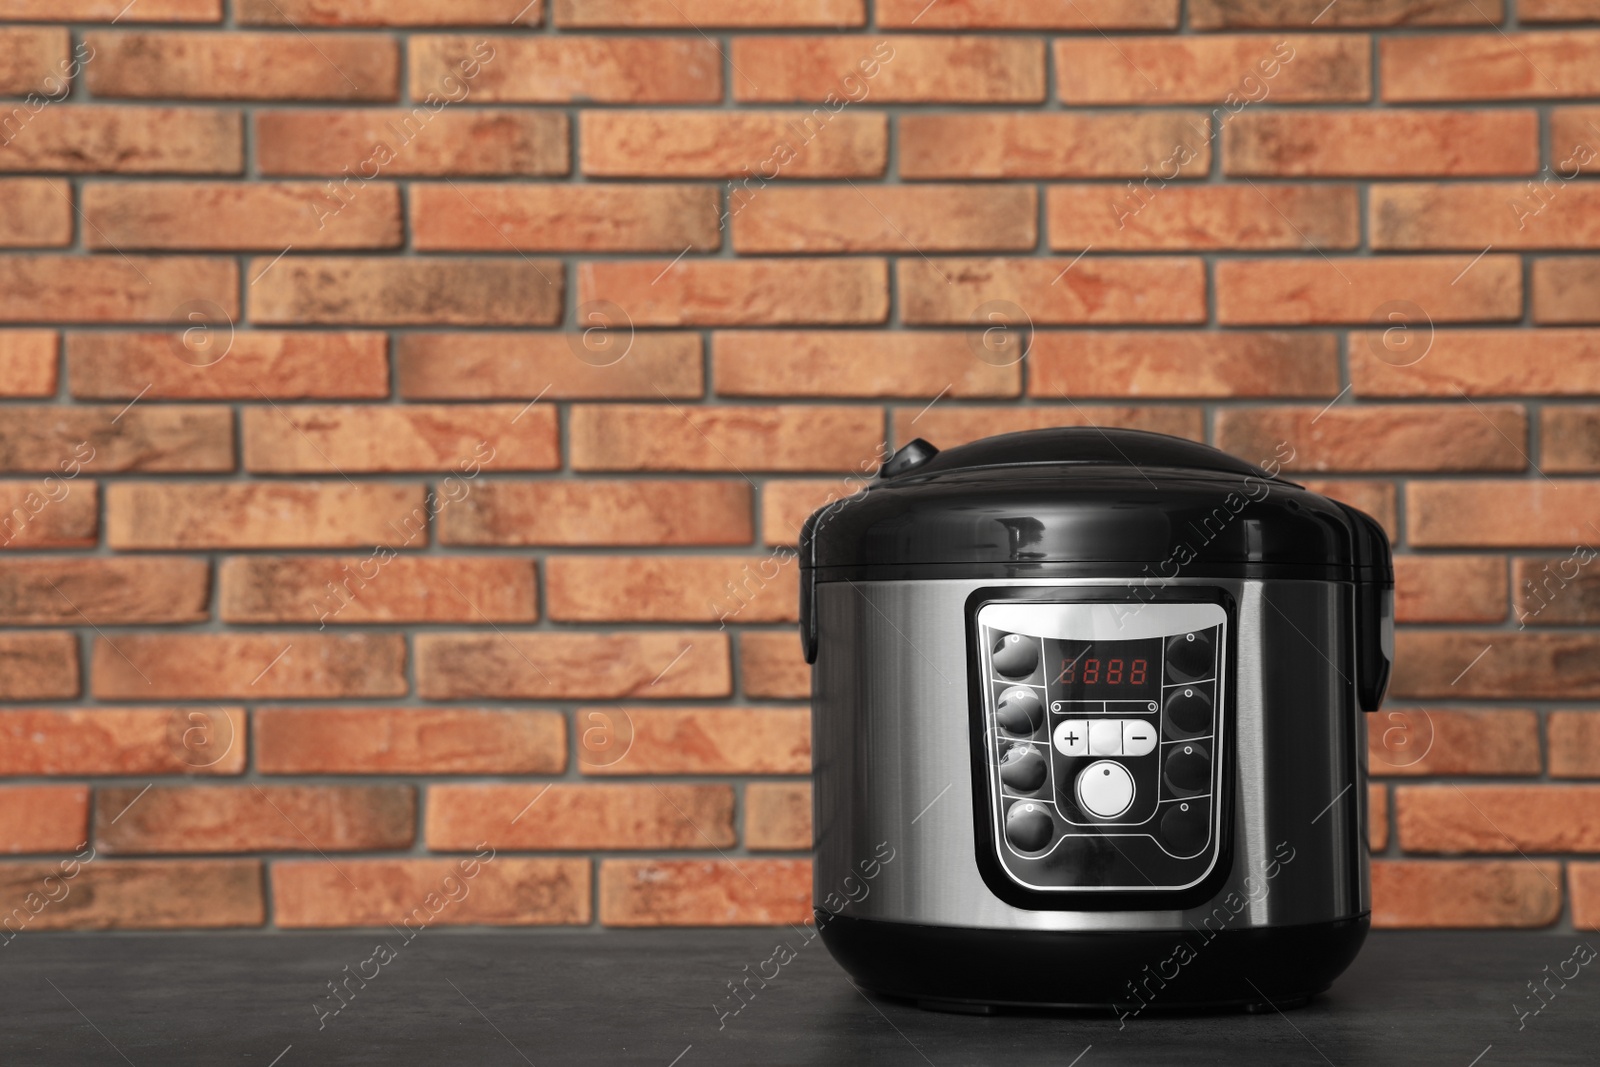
[0, 0, 1598, 933]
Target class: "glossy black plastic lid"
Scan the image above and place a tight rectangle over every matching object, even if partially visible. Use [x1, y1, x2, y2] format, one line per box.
[800, 428, 1393, 582]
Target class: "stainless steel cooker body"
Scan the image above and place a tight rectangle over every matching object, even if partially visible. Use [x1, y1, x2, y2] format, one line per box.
[812, 577, 1368, 933]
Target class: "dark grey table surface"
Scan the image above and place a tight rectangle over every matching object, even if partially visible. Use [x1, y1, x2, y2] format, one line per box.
[2, 929, 1592, 1065]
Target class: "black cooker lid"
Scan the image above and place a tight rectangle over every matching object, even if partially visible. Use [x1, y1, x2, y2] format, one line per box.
[800, 427, 1393, 582]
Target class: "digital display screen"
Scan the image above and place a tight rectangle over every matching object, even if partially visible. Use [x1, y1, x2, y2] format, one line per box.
[1048, 637, 1162, 700]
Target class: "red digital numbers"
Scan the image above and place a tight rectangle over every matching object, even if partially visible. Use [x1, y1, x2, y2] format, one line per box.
[1056, 655, 1149, 687]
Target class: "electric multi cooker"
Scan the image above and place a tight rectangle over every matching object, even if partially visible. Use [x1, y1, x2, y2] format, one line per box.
[799, 428, 1393, 1013]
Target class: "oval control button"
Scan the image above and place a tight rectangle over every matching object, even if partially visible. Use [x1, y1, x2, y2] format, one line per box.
[1160, 801, 1208, 856]
[1122, 718, 1158, 757]
[991, 633, 1039, 678]
[999, 744, 1048, 792]
[1165, 742, 1211, 793]
[995, 685, 1043, 734]
[1005, 801, 1054, 851]
[1164, 685, 1212, 738]
[1076, 760, 1135, 819]
[1053, 719, 1088, 757]
[1166, 629, 1215, 682]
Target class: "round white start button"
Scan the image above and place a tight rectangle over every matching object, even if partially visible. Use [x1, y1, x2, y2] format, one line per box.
[1076, 760, 1135, 819]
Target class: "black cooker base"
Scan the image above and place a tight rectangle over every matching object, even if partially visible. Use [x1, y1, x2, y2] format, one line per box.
[819, 912, 1369, 1015]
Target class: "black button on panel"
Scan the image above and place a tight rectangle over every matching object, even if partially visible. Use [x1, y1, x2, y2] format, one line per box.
[1160, 801, 1208, 856]
[991, 633, 1040, 678]
[1164, 741, 1211, 794]
[998, 744, 1048, 792]
[1163, 684, 1212, 739]
[995, 685, 1043, 735]
[1004, 801, 1054, 852]
[1165, 629, 1215, 683]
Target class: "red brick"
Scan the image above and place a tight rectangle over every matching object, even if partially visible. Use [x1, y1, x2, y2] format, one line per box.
[1409, 482, 1600, 548]
[1191, 0, 1498, 26]
[438, 480, 752, 547]
[0, 405, 232, 473]
[1516, 553, 1600, 623]
[570, 404, 884, 472]
[1373, 183, 1600, 250]
[1368, 708, 1538, 776]
[0, 707, 245, 776]
[0, 255, 237, 324]
[273, 858, 590, 929]
[880, 0, 1175, 27]
[410, 35, 720, 103]
[1299, 479, 1398, 541]
[556, 0, 862, 25]
[0, 330, 56, 396]
[904, 406, 1205, 449]
[96, 785, 413, 854]
[0, 106, 241, 174]
[741, 631, 810, 699]
[0, 786, 88, 853]
[1352, 329, 1600, 396]
[92, 633, 407, 700]
[106, 482, 425, 550]
[1551, 107, 1600, 160]
[1214, 404, 1527, 473]
[0, 558, 208, 625]
[1370, 785, 1389, 852]
[0, 632, 78, 699]
[761, 478, 874, 548]
[1534, 257, 1600, 324]
[747, 782, 812, 850]
[1372, 860, 1559, 928]
[1398, 785, 1600, 852]
[426, 783, 733, 850]
[1393, 557, 1508, 623]
[67, 331, 389, 399]
[220, 557, 536, 625]
[734, 185, 1036, 253]
[0, 479, 98, 551]
[578, 707, 809, 775]
[256, 109, 569, 177]
[548, 557, 797, 624]
[417, 631, 730, 699]
[1542, 407, 1600, 472]
[250, 257, 561, 326]
[1382, 32, 1600, 101]
[1392, 631, 1600, 698]
[0, 28, 68, 96]
[732, 36, 1043, 103]
[241, 403, 553, 473]
[715, 330, 1019, 399]
[412, 183, 718, 252]
[1216, 256, 1521, 325]
[7, 0, 218, 19]
[1571, 864, 1600, 929]
[581, 110, 885, 178]
[578, 258, 886, 327]
[241, 0, 541, 24]
[901, 112, 1210, 179]
[1030, 331, 1339, 398]
[1050, 183, 1357, 252]
[1551, 712, 1600, 777]
[85, 31, 397, 101]
[396, 332, 701, 400]
[257, 708, 564, 774]
[0, 859, 262, 932]
[601, 858, 810, 926]
[901, 257, 1206, 325]
[1523, 0, 1600, 19]
[83, 182, 400, 251]
[1226, 111, 1538, 176]
[0, 179, 71, 247]
[1057, 35, 1366, 104]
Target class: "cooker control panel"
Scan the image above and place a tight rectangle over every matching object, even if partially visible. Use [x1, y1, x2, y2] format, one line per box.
[975, 600, 1227, 895]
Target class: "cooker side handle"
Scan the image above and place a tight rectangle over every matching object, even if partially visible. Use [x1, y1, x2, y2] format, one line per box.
[1337, 503, 1394, 713]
